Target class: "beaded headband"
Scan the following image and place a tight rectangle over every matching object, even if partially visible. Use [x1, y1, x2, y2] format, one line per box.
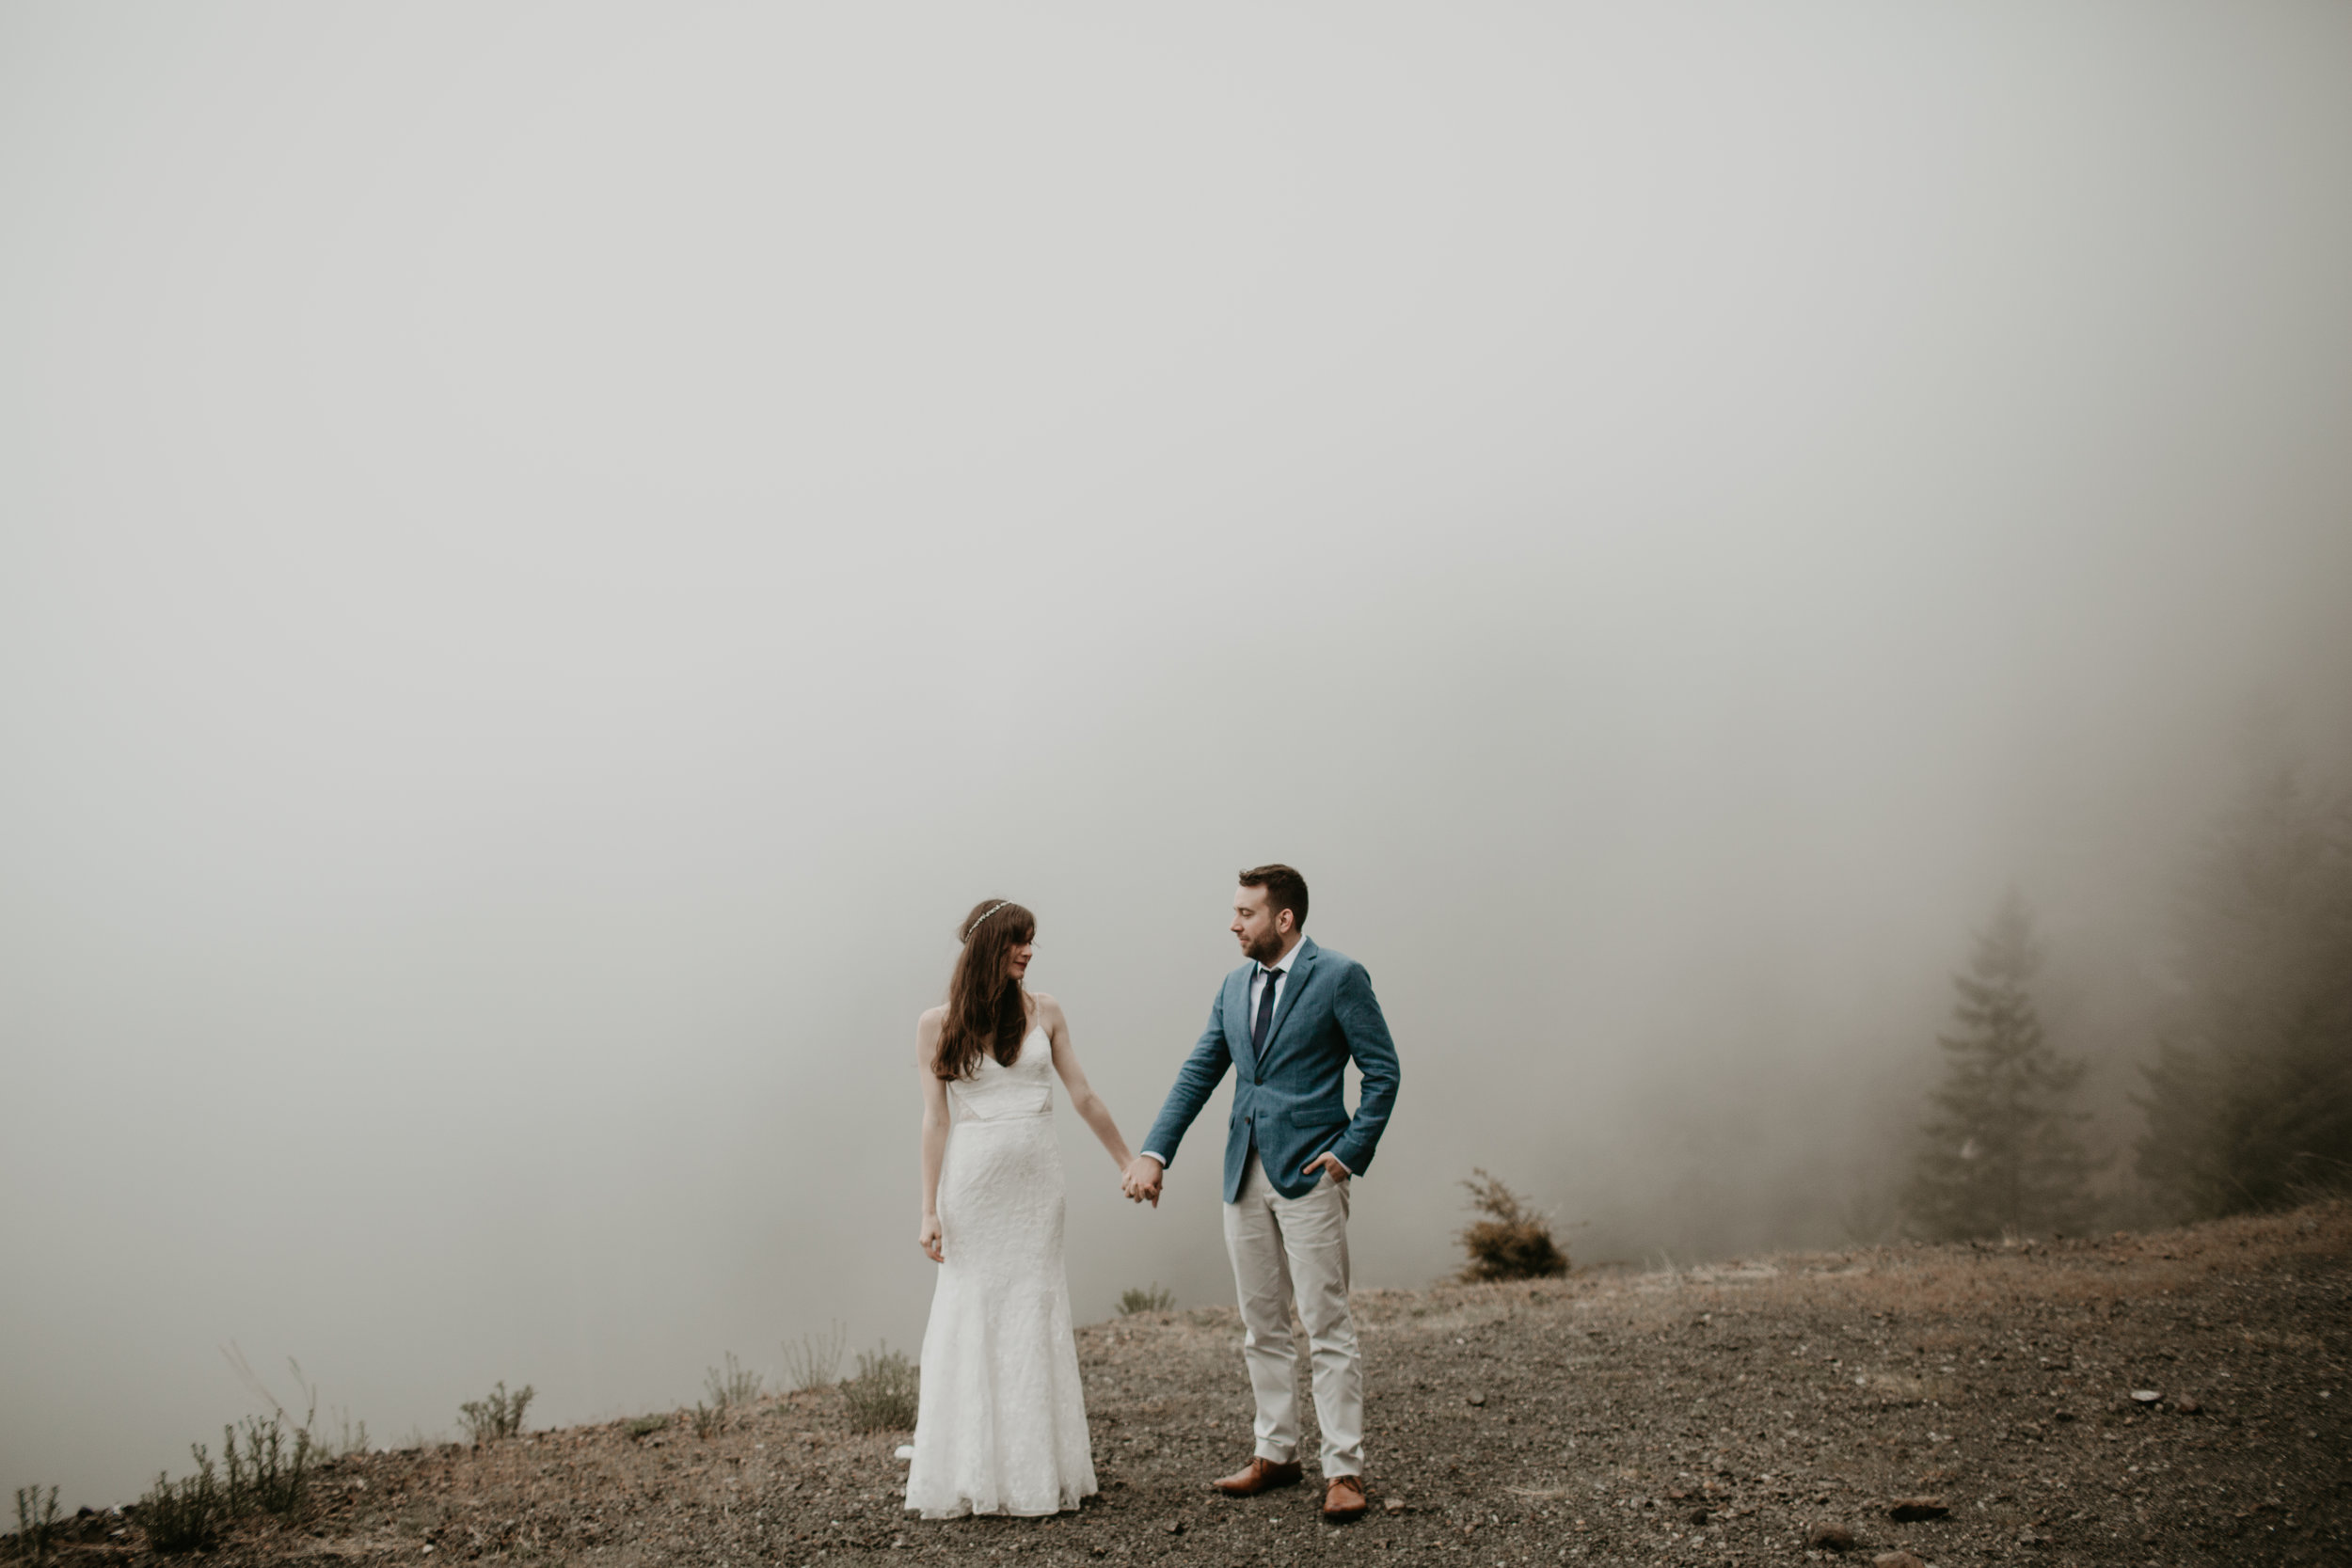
[963, 901, 1013, 941]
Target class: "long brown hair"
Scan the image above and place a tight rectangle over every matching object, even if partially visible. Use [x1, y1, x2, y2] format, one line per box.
[933, 899, 1037, 1081]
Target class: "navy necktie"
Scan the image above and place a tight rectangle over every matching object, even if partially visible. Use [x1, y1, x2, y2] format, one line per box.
[1252, 965, 1281, 1052]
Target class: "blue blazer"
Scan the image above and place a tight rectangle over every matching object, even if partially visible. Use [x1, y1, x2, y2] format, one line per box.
[1141, 937, 1402, 1202]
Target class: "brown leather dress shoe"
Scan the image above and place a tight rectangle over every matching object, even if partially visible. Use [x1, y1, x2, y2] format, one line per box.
[1323, 1475, 1368, 1519]
[1212, 1457, 1303, 1496]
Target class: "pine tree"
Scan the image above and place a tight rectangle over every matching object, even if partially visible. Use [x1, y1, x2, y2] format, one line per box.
[2136, 765, 2352, 1218]
[1904, 893, 2098, 1239]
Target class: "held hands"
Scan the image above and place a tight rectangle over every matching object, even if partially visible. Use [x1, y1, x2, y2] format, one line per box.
[917, 1213, 944, 1263]
[1120, 1155, 1163, 1207]
[1303, 1152, 1352, 1184]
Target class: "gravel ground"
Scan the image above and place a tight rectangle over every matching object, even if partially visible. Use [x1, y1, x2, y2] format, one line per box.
[14, 1202, 2346, 1567]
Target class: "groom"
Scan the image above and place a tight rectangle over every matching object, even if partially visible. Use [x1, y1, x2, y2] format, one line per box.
[1122, 864, 1402, 1520]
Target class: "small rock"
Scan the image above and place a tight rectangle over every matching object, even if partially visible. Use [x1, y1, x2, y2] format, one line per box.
[1164, 1519, 1184, 1535]
[1689, 1507, 1710, 1527]
[2130, 1389, 2163, 1404]
[1809, 1521, 1856, 1551]
[1383, 1498, 1406, 1514]
[1873, 1553, 1929, 1568]
[2176, 1397, 2202, 1415]
[1887, 1497, 1949, 1522]
[2051, 1409, 2075, 1421]
[1466, 1393, 1486, 1406]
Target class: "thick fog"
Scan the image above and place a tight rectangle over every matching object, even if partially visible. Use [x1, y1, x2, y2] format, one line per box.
[5, 1, 2350, 1512]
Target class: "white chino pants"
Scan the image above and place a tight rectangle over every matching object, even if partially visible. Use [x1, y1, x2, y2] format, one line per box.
[1222, 1148, 1363, 1477]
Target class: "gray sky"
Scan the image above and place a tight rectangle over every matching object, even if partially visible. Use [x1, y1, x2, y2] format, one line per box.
[5, 1, 2350, 1511]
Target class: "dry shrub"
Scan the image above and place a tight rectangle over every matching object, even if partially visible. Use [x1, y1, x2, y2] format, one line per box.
[137, 1453, 219, 1555]
[782, 1322, 847, 1392]
[703, 1352, 762, 1411]
[1118, 1284, 1175, 1316]
[458, 1383, 534, 1445]
[15, 1485, 60, 1564]
[840, 1347, 918, 1432]
[1457, 1168, 1569, 1282]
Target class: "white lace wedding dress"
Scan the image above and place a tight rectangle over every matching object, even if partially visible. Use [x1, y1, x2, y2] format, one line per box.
[905, 1025, 1098, 1518]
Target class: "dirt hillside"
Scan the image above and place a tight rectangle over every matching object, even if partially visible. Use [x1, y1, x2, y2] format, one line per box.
[14, 1202, 2348, 1566]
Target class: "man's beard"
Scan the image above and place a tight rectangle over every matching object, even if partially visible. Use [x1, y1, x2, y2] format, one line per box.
[1242, 928, 1285, 965]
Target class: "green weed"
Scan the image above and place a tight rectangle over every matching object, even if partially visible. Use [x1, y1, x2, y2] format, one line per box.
[137, 1446, 221, 1554]
[129, 1408, 319, 1556]
[840, 1346, 918, 1432]
[221, 1413, 313, 1517]
[1118, 1284, 1175, 1315]
[457, 1382, 534, 1444]
[12, 1486, 59, 1564]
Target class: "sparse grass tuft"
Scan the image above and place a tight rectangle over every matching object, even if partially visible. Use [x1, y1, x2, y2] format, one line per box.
[623, 1415, 669, 1440]
[457, 1383, 534, 1445]
[1457, 1168, 1570, 1282]
[703, 1351, 762, 1411]
[221, 1414, 313, 1517]
[137, 1447, 221, 1554]
[782, 1322, 848, 1392]
[839, 1345, 919, 1432]
[1118, 1284, 1176, 1315]
[689, 1402, 723, 1439]
[13, 1486, 60, 1564]
[221, 1350, 370, 1460]
[312, 1409, 370, 1460]
[128, 1409, 319, 1556]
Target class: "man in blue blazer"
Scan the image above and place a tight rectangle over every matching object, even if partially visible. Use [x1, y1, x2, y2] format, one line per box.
[1124, 864, 1402, 1519]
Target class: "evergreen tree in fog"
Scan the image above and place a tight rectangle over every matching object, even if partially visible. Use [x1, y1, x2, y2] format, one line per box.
[2137, 765, 2352, 1218]
[1905, 894, 2098, 1239]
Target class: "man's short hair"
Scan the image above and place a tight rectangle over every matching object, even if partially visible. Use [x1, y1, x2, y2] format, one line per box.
[1237, 863, 1309, 930]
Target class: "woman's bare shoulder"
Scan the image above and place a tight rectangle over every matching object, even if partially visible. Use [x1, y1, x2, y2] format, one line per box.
[917, 1005, 947, 1030]
[1029, 991, 1066, 1024]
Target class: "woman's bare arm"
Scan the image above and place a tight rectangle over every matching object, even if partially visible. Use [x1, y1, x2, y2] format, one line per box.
[915, 1008, 950, 1261]
[1036, 994, 1136, 1175]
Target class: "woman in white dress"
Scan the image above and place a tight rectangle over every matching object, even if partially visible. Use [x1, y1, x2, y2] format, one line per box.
[906, 899, 1142, 1519]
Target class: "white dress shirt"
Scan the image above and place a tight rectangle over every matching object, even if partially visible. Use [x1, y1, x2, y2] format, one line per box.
[1247, 938, 1301, 1028]
[1141, 935, 1306, 1170]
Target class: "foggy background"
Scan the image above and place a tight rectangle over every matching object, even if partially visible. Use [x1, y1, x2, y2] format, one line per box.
[6, 1, 2350, 1512]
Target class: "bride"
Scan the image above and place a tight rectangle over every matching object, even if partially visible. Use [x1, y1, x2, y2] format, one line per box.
[905, 899, 1141, 1518]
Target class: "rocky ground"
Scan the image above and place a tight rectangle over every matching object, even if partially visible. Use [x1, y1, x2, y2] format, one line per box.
[11, 1202, 2347, 1567]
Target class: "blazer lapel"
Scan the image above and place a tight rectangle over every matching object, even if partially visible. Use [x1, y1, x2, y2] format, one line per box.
[1228, 968, 1258, 1077]
[1259, 939, 1319, 1060]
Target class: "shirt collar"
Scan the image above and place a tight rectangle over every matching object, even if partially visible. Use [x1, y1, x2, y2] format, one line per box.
[1260, 936, 1304, 978]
